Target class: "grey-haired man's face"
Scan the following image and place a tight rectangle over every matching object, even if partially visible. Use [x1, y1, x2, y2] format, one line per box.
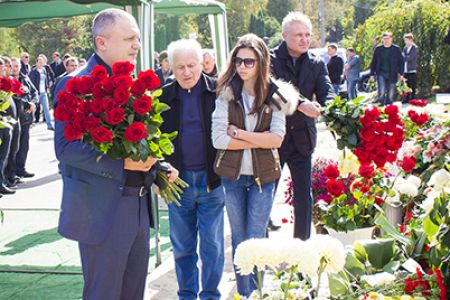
[282, 21, 311, 58]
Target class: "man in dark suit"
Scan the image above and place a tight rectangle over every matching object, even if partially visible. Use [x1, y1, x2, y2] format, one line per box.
[370, 32, 404, 106]
[403, 33, 418, 102]
[154, 50, 172, 87]
[49, 52, 65, 78]
[54, 8, 178, 300]
[270, 12, 333, 240]
[327, 43, 344, 95]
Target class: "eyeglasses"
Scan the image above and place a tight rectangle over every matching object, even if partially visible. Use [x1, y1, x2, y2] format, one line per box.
[233, 57, 256, 68]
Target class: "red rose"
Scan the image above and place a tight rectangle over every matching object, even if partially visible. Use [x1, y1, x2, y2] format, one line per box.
[374, 196, 384, 206]
[102, 78, 115, 94]
[102, 97, 116, 111]
[359, 164, 375, 179]
[401, 156, 416, 173]
[138, 69, 160, 91]
[78, 76, 95, 95]
[91, 98, 104, 115]
[130, 79, 147, 96]
[364, 106, 381, 121]
[326, 179, 345, 197]
[324, 164, 340, 179]
[54, 105, 75, 122]
[92, 82, 107, 100]
[105, 107, 125, 125]
[90, 65, 108, 81]
[409, 99, 428, 107]
[132, 95, 152, 115]
[66, 77, 81, 94]
[112, 61, 134, 75]
[360, 115, 374, 127]
[354, 146, 371, 165]
[384, 104, 399, 115]
[11, 78, 24, 95]
[84, 116, 102, 131]
[124, 122, 148, 142]
[360, 128, 376, 142]
[0, 76, 12, 92]
[414, 113, 429, 126]
[91, 127, 113, 144]
[388, 113, 402, 124]
[64, 123, 83, 141]
[113, 87, 130, 106]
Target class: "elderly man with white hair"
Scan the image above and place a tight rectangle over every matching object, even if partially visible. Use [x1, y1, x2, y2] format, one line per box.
[159, 39, 224, 300]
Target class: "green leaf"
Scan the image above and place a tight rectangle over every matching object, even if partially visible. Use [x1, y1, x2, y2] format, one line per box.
[162, 131, 178, 140]
[423, 215, 440, 239]
[374, 214, 413, 253]
[0, 101, 10, 111]
[153, 101, 170, 114]
[151, 89, 163, 98]
[347, 133, 357, 146]
[344, 249, 366, 276]
[127, 113, 135, 124]
[383, 260, 400, 273]
[328, 272, 351, 296]
[355, 239, 395, 269]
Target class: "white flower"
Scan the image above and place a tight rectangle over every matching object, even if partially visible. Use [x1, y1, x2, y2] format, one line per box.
[338, 150, 360, 178]
[234, 239, 283, 275]
[406, 175, 421, 188]
[428, 169, 450, 191]
[361, 272, 396, 287]
[309, 235, 346, 274]
[386, 191, 400, 205]
[280, 239, 320, 278]
[397, 181, 419, 198]
[421, 197, 435, 216]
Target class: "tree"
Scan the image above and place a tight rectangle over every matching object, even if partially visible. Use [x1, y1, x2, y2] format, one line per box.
[248, 11, 281, 39]
[353, 0, 450, 96]
[266, 0, 297, 23]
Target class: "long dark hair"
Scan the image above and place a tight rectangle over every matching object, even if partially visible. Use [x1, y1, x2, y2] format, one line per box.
[217, 33, 270, 114]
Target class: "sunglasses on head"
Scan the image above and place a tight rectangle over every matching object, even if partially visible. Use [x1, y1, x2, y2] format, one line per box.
[233, 57, 256, 68]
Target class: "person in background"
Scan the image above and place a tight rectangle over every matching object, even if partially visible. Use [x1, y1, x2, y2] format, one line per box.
[20, 52, 31, 75]
[344, 48, 360, 100]
[403, 33, 418, 103]
[212, 33, 298, 297]
[51, 57, 78, 105]
[327, 43, 344, 95]
[50, 52, 64, 78]
[159, 39, 224, 300]
[154, 50, 172, 86]
[370, 32, 404, 106]
[78, 58, 87, 68]
[202, 48, 218, 78]
[270, 12, 332, 240]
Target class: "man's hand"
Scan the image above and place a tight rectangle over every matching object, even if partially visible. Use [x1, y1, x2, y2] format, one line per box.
[165, 163, 179, 183]
[298, 101, 321, 118]
[26, 102, 36, 114]
[400, 75, 405, 81]
[124, 156, 156, 172]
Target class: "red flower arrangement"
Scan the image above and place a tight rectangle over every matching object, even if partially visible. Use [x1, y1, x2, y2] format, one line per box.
[407, 110, 430, 126]
[404, 267, 447, 300]
[408, 99, 428, 107]
[55, 62, 187, 203]
[0, 76, 23, 96]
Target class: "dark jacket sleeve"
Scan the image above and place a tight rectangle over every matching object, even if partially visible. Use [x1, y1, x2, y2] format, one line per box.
[315, 60, 336, 106]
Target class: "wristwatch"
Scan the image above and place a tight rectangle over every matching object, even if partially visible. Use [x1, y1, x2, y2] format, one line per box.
[232, 129, 238, 138]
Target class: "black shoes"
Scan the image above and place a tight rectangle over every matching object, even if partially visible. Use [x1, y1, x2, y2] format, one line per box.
[0, 183, 16, 194]
[17, 171, 35, 178]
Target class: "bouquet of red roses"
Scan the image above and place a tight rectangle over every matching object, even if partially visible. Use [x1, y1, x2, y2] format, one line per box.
[0, 76, 24, 129]
[54, 61, 187, 204]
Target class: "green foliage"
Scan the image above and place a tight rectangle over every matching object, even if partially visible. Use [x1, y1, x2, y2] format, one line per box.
[0, 28, 20, 57]
[353, 0, 378, 27]
[266, 0, 297, 23]
[155, 15, 181, 52]
[353, 0, 450, 96]
[248, 11, 280, 39]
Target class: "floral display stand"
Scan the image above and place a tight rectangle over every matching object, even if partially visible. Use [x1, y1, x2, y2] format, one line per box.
[325, 226, 375, 246]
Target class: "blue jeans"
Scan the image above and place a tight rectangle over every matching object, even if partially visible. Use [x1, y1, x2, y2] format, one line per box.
[347, 80, 357, 100]
[222, 176, 275, 297]
[39, 93, 54, 129]
[377, 73, 395, 106]
[168, 170, 225, 300]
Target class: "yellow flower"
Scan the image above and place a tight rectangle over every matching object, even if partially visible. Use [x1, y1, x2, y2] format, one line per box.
[338, 149, 360, 178]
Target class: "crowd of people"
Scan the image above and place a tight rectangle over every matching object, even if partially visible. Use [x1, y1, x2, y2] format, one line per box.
[2, 6, 422, 300]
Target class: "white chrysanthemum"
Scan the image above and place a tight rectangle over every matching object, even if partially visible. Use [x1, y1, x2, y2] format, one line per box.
[421, 197, 435, 216]
[361, 272, 396, 287]
[234, 239, 283, 275]
[406, 175, 421, 188]
[393, 177, 407, 190]
[385, 191, 400, 205]
[397, 181, 419, 197]
[309, 235, 346, 274]
[280, 239, 320, 278]
[428, 169, 450, 191]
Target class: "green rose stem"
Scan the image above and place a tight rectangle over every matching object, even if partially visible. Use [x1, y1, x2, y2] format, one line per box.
[256, 269, 263, 300]
[283, 266, 296, 300]
[156, 172, 189, 206]
[315, 257, 328, 298]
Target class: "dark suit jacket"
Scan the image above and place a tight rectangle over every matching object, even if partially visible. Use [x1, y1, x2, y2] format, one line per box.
[327, 55, 344, 84]
[370, 44, 404, 82]
[54, 54, 155, 245]
[403, 44, 418, 73]
[271, 41, 335, 160]
[155, 67, 172, 87]
[159, 74, 221, 191]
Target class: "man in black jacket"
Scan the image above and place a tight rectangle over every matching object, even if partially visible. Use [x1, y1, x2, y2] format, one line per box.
[370, 32, 404, 106]
[270, 12, 334, 240]
[159, 39, 224, 300]
[327, 43, 344, 95]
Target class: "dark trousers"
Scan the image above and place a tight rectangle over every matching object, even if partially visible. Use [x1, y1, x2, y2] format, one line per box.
[5, 122, 20, 180]
[16, 123, 30, 174]
[404, 72, 417, 101]
[0, 128, 12, 184]
[34, 103, 41, 122]
[79, 193, 150, 300]
[285, 158, 313, 240]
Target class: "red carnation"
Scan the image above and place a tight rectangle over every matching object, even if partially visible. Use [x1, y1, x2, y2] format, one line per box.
[326, 179, 345, 197]
[105, 107, 125, 125]
[132, 95, 153, 115]
[90, 65, 108, 81]
[359, 164, 375, 179]
[401, 156, 416, 173]
[360, 128, 376, 142]
[138, 69, 160, 91]
[324, 164, 340, 179]
[124, 122, 148, 143]
[113, 87, 130, 106]
[112, 61, 134, 75]
[64, 123, 83, 141]
[91, 127, 113, 144]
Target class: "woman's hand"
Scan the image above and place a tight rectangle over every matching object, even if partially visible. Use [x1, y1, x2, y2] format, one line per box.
[227, 124, 240, 138]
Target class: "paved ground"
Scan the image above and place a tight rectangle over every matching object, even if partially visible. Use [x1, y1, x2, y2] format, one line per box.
[0, 120, 338, 300]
